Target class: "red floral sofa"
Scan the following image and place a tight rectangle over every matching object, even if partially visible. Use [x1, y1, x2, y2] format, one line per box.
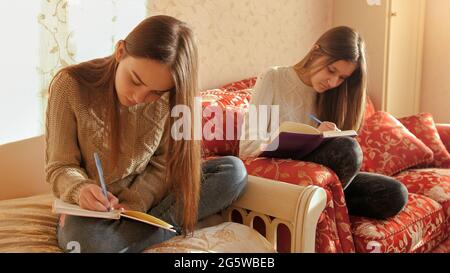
[200, 77, 450, 253]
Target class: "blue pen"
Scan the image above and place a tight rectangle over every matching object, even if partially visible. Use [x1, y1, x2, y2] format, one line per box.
[308, 114, 322, 125]
[94, 152, 110, 211]
[309, 113, 342, 132]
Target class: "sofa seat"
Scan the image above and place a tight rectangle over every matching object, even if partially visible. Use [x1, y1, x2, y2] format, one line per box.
[243, 157, 450, 253]
[350, 193, 446, 253]
[395, 169, 450, 227]
[431, 236, 450, 253]
[0, 194, 275, 253]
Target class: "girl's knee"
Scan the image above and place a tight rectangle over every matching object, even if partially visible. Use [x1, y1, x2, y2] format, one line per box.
[219, 156, 247, 184]
[328, 137, 362, 181]
[346, 174, 409, 220]
[371, 180, 409, 219]
[335, 137, 362, 161]
[380, 181, 408, 218]
[215, 156, 248, 201]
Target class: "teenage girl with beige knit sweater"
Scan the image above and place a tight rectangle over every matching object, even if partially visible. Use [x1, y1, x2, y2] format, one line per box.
[46, 15, 247, 253]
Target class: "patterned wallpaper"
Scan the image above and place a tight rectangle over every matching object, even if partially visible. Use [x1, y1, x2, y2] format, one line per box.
[147, 0, 333, 90]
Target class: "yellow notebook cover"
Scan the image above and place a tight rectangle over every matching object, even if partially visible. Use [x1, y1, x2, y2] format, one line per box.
[52, 199, 176, 233]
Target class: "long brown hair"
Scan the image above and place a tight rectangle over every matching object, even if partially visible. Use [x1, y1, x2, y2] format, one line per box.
[294, 26, 367, 131]
[48, 15, 201, 234]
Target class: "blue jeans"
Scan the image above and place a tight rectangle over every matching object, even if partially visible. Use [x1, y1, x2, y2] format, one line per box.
[57, 156, 248, 253]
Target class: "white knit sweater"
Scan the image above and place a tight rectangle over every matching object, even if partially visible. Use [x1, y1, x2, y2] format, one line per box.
[239, 66, 318, 158]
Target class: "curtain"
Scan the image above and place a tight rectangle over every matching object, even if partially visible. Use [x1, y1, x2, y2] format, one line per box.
[0, 0, 146, 145]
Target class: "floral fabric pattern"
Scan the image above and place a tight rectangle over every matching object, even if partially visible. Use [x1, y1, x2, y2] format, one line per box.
[145, 222, 276, 253]
[398, 113, 450, 168]
[351, 193, 446, 253]
[437, 124, 450, 154]
[357, 111, 434, 176]
[200, 89, 252, 157]
[431, 236, 450, 253]
[220, 77, 257, 92]
[395, 169, 450, 232]
[243, 157, 355, 253]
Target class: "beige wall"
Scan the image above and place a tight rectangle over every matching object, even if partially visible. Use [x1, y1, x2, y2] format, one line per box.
[420, 0, 450, 123]
[147, 0, 333, 90]
[332, 0, 391, 112]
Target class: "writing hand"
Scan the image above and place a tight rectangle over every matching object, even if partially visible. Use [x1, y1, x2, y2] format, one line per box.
[78, 184, 119, 211]
[318, 121, 341, 132]
[112, 204, 129, 212]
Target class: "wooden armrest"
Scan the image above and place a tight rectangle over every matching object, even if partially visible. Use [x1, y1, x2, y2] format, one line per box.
[223, 175, 327, 253]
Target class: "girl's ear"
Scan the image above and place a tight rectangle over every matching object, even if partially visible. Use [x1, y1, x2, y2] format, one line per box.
[114, 40, 126, 62]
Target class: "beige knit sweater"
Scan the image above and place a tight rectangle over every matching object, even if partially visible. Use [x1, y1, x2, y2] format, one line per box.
[45, 71, 171, 212]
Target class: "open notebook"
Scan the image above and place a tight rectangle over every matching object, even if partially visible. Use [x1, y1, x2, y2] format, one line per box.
[259, 121, 357, 159]
[52, 199, 177, 233]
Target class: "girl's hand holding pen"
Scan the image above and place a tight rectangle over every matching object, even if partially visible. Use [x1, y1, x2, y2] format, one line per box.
[78, 184, 119, 212]
[318, 121, 340, 132]
[308, 113, 341, 132]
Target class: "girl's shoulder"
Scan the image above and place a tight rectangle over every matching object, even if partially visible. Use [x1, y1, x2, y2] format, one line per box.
[257, 66, 293, 88]
[48, 70, 86, 110]
[50, 70, 81, 96]
[259, 66, 292, 80]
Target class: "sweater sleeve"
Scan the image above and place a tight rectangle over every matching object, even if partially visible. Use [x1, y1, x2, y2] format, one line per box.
[239, 69, 276, 159]
[45, 71, 95, 205]
[117, 121, 170, 212]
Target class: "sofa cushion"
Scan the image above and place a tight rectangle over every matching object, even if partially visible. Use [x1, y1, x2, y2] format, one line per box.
[145, 222, 275, 253]
[395, 169, 450, 226]
[220, 77, 257, 91]
[398, 113, 450, 168]
[201, 88, 252, 109]
[436, 124, 450, 154]
[0, 194, 274, 253]
[351, 193, 446, 253]
[357, 111, 434, 176]
[201, 89, 252, 157]
[431, 236, 450, 253]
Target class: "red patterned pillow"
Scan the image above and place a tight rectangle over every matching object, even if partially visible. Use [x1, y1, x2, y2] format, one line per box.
[437, 124, 450, 155]
[201, 88, 251, 108]
[357, 111, 434, 176]
[201, 89, 251, 157]
[398, 113, 450, 168]
[220, 77, 257, 92]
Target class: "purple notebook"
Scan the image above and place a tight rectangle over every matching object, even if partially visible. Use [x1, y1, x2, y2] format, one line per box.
[258, 123, 357, 159]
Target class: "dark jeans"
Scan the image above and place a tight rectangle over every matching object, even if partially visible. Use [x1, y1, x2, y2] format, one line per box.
[293, 137, 408, 220]
[57, 156, 248, 253]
